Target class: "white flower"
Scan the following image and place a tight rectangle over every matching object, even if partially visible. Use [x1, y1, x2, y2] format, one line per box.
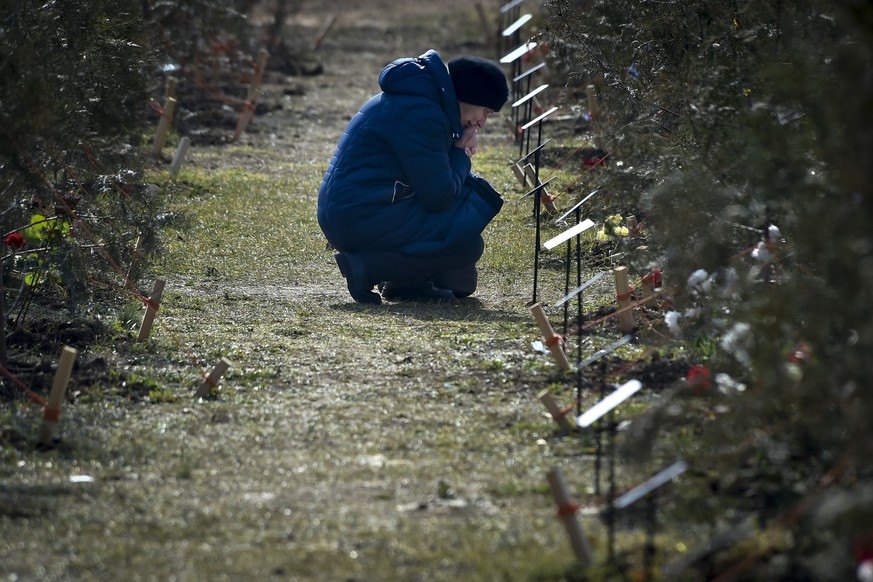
[715, 372, 747, 394]
[720, 322, 752, 368]
[858, 560, 873, 582]
[767, 224, 782, 241]
[665, 311, 681, 335]
[687, 268, 708, 287]
[751, 242, 771, 262]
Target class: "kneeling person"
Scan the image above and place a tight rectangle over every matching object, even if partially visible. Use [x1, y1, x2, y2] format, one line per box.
[317, 50, 509, 304]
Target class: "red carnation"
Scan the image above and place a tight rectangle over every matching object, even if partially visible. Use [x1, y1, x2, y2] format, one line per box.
[4, 233, 25, 250]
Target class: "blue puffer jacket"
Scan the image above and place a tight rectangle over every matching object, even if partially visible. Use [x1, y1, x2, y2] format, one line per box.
[317, 49, 503, 256]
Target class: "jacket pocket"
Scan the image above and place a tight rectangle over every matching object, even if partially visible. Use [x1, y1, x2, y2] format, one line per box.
[391, 180, 416, 204]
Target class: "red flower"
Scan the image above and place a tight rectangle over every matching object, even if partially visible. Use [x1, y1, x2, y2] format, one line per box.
[788, 341, 812, 364]
[855, 531, 873, 563]
[687, 365, 711, 393]
[4, 233, 25, 250]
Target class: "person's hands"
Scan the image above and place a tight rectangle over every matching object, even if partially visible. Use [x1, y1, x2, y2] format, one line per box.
[454, 125, 479, 158]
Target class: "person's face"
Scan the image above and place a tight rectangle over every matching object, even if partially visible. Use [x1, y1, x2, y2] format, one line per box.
[458, 101, 493, 129]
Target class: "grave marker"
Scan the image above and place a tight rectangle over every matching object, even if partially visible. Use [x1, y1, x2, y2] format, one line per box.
[577, 379, 642, 428]
[613, 460, 688, 510]
[543, 219, 595, 250]
[556, 271, 607, 307]
[578, 334, 634, 369]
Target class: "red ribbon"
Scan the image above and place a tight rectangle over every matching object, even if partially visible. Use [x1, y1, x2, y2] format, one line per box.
[557, 502, 579, 517]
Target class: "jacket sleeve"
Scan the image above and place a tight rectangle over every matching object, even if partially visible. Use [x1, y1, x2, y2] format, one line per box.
[388, 103, 471, 213]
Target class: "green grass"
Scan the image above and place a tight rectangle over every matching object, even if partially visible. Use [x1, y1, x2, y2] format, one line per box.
[1, 46, 701, 582]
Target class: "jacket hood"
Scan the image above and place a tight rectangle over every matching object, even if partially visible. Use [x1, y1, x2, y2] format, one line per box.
[378, 49, 463, 139]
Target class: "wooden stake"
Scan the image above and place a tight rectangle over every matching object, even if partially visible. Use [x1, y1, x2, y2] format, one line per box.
[546, 467, 595, 566]
[538, 389, 574, 431]
[313, 14, 337, 49]
[165, 76, 177, 100]
[151, 96, 177, 158]
[641, 270, 655, 300]
[169, 137, 191, 179]
[196, 357, 232, 398]
[524, 164, 557, 213]
[511, 161, 527, 186]
[613, 266, 635, 333]
[248, 48, 270, 102]
[531, 303, 570, 370]
[38, 346, 77, 445]
[234, 105, 256, 142]
[233, 48, 270, 141]
[137, 279, 166, 342]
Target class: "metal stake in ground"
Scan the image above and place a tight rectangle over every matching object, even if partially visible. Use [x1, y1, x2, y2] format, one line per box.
[613, 266, 635, 333]
[577, 379, 643, 500]
[512, 83, 549, 156]
[38, 346, 77, 446]
[510, 62, 546, 141]
[498, 0, 529, 58]
[521, 107, 559, 217]
[500, 40, 538, 135]
[572, 206, 585, 417]
[611, 460, 688, 580]
[519, 176, 556, 305]
[607, 413, 617, 562]
[501, 11, 533, 71]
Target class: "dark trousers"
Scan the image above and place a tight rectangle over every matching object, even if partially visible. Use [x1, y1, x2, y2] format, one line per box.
[355, 236, 484, 297]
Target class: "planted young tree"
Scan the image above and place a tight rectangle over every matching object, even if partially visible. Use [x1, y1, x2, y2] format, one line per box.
[1, 1, 159, 352]
[544, 0, 873, 576]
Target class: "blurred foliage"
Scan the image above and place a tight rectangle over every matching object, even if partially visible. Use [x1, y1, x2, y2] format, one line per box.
[0, 0, 159, 326]
[544, 0, 873, 577]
